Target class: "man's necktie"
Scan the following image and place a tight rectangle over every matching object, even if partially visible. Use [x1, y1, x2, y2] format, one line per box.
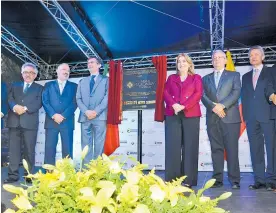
[59, 82, 64, 95]
[252, 69, 259, 90]
[215, 71, 220, 89]
[90, 75, 96, 93]
[23, 83, 30, 94]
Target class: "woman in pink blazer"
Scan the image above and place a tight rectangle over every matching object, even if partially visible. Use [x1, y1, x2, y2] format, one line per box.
[163, 53, 203, 187]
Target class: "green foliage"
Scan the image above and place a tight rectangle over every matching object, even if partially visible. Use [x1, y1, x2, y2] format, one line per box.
[4, 151, 231, 213]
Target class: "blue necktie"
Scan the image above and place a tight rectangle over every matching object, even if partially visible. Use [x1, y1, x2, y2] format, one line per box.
[23, 83, 30, 94]
[90, 75, 96, 93]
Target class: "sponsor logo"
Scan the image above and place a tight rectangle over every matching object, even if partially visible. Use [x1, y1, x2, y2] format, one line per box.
[112, 152, 124, 156]
[127, 129, 138, 133]
[127, 151, 138, 155]
[154, 141, 162, 145]
[120, 140, 127, 144]
[200, 162, 213, 167]
[143, 152, 155, 157]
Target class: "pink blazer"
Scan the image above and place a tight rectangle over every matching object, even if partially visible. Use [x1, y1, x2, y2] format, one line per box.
[163, 74, 203, 117]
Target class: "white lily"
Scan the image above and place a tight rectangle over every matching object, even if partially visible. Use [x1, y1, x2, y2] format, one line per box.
[109, 161, 121, 174]
[12, 195, 33, 210]
[133, 204, 150, 213]
[117, 183, 139, 204]
[123, 171, 142, 185]
[149, 184, 165, 202]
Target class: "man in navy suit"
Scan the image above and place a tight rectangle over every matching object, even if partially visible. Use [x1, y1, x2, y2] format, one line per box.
[268, 65, 276, 128]
[42, 63, 77, 165]
[4, 63, 43, 183]
[1, 82, 8, 128]
[267, 64, 276, 193]
[241, 46, 276, 191]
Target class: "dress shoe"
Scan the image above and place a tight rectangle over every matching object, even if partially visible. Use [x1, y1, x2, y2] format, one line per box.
[183, 183, 192, 189]
[266, 183, 275, 191]
[231, 182, 240, 189]
[249, 182, 266, 190]
[3, 178, 19, 184]
[24, 177, 32, 184]
[211, 181, 223, 188]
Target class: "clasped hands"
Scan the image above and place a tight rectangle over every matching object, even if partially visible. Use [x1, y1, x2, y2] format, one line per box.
[172, 103, 185, 115]
[13, 104, 27, 115]
[52, 114, 65, 124]
[269, 94, 276, 105]
[212, 103, 226, 118]
[85, 110, 97, 120]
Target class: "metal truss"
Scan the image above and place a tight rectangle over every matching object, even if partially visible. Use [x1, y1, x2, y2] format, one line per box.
[45, 46, 276, 77]
[209, 0, 225, 51]
[40, 0, 101, 59]
[1, 26, 50, 78]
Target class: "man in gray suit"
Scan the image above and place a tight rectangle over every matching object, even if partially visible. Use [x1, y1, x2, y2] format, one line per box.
[76, 57, 109, 165]
[4, 63, 43, 183]
[202, 50, 241, 189]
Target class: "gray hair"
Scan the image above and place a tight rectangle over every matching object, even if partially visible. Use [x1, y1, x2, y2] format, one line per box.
[248, 45, 265, 57]
[57, 63, 70, 71]
[212, 50, 226, 59]
[21, 62, 38, 74]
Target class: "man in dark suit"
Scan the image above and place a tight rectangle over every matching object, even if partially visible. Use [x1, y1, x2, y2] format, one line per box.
[241, 46, 276, 191]
[267, 64, 276, 194]
[202, 50, 241, 189]
[269, 65, 276, 127]
[1, 82, 9, 167]
[76, 57, 109, 165]
[1, 82, 8, 127]
[4, 63, 43, 183]
[42, 63, 77, 165]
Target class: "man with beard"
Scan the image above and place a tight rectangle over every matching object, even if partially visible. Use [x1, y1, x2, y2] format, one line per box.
[42, 63, 77, 165]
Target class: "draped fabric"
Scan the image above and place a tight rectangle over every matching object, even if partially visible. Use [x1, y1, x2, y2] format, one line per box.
[103, 60, 123, 156]
[152, 56, 167, 122]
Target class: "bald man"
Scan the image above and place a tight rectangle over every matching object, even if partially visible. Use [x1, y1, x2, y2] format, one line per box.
[42, 63, 77, 165]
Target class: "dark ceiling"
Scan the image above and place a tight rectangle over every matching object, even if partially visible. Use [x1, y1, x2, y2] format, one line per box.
[2, 1, 276, 64]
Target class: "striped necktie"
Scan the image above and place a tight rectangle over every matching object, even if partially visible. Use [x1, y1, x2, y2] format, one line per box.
[252, 69, 259, 90]
[23, 83, 30, 94]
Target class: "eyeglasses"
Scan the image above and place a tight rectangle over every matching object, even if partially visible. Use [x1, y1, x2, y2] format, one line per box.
[213, 56, 226, 60]
[22, 71, 36, 75]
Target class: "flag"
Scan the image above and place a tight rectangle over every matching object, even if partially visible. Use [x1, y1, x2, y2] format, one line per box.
[103, 62, 122, 156]
[225, 51, 246, 160]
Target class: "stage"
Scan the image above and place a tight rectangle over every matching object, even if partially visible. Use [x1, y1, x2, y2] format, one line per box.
[1, 167, 275, 212]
